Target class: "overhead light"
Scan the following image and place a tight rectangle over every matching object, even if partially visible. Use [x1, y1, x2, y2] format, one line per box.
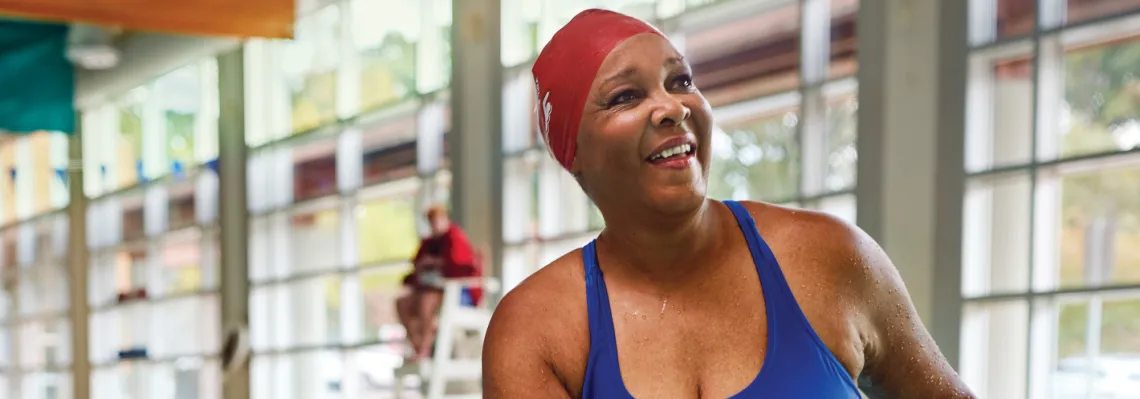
[67, 24, 121, 70]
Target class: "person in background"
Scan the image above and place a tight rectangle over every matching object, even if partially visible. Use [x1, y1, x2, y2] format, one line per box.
[395, 204, 482, 360]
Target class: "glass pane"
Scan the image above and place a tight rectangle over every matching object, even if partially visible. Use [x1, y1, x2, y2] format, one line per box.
[1051, 165, 1140, 289]
[117, 89, 146, 188]
[121, 358, 220, 399]
[502, 155, 538, 244]
[154, 230, 205, 297]
[416, 0, 451, 94]
[20, 371, 71, 399]
[283, 6, 342, 133]
[0, 289, 12, 322]
[293, 140, 339, 202]
[1045, 296, 1140, 398]
[290, 206, 342, 275]
[252, 352, 345, 399]
[1046, 29, 1140, 160]
[356, 196, 419, 265]
[810, 194, 856, 225]
[502, 243, 538, 293]
[155, 64, 202, 176]
[149, 295, 219, 358]
[959, 300, 1029, 399]
[359, 266, 408, 343]
[17, 263, 68, 316]
[361, 115, 418, 186]
[122, 196, 146, 242]
[966, 42, 1034, 172]
[285, 276, 342, 348]
[0, 326, 11, 369]
[19, 318, 71, 369]
[686, 3, 802, 107]
[353, 0, 420, 111]
[709, 107, 801, 202]
[501, 0, 541, 66]
[168, 182, 197, 231]
[1064, 0, 1140, 26]
[346, 344, 415, 397]
[825, 86, 857, 191]
[829, 0, 859, 79]
[1101, 296, 1140, 354]
[962, 174, 1032, 297]
[1000, 0, 1035, 40]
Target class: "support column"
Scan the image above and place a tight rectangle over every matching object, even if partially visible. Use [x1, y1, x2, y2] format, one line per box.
[451, 0, 504, 292]
[67, 115, 91, 399]
[855, 0, 969, 367]
[217, 47, 250, 399]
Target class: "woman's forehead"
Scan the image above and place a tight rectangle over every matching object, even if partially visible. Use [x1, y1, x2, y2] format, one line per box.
[595, 35, 685, 83]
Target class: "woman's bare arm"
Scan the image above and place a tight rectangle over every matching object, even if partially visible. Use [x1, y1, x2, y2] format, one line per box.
[482, 286, 573, 399]
[836, 223, 976, 398]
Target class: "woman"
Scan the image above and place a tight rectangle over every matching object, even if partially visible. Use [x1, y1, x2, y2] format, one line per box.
[483, 9, 975, 399]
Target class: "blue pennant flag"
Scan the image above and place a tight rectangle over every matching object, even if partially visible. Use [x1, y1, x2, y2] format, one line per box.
[135, 159, 147, 184]
[0, 20, 74, 134]
[8, 167, 15, 182]
[172, 161, 185, 180]
[205, 158, 219, 173]
[55, 167, 67, 187]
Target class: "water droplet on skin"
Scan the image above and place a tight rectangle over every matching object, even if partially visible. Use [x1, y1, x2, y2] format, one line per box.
[641, 315, 646, 320]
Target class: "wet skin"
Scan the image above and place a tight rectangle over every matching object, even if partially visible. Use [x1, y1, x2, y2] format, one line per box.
[483, 33, 976, 399]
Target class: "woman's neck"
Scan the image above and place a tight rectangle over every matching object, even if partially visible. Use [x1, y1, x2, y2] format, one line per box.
[595, 198, 726, 283]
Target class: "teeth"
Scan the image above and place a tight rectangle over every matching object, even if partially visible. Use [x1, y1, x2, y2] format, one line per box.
[652, 144, 692, 160]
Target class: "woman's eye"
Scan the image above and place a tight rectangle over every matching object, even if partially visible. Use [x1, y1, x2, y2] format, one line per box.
[607, 90, 638, 107]
[672, 74, 694, 90]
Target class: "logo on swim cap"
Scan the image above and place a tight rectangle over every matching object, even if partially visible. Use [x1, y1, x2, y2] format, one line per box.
[534, 77, 553, 149]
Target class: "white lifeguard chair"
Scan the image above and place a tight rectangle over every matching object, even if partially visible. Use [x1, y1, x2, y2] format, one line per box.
[394, 277, 499, 399]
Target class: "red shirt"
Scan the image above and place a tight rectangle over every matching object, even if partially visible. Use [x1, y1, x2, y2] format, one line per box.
[408, 225, 484, 303]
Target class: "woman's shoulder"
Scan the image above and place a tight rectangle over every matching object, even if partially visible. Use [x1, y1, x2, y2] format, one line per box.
[495, 248, 589, 317]
[731, 200, 864, 250]
[490, 249, 590, 327]
[484, 249, 592, 385]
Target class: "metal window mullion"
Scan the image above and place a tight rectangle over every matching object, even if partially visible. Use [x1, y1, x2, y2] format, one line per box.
[1038, 0, 1066, 31]
[968, 0, 998, 46]
[1022, 5, 1047, 394]
[799, 0, 830, 198]
[337, 0, 361, 121]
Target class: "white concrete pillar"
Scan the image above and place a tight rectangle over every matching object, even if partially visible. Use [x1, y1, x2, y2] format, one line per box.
[855, 0, 969, 367]
[451, 0, 504, 289]
[217, 47, 251, 399]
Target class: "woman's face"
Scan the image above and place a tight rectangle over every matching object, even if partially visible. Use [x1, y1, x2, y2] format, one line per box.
[572, 33, 713, 218]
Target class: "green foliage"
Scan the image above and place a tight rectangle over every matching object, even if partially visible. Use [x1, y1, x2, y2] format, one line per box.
[707, 112, 800, 202]
[1054, 37, 1140, 360]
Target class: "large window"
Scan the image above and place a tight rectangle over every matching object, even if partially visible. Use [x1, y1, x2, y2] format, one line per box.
[694, 0, 858, 223]
[76, 57, 223, 399]
[961, 1, 1140, 397]
[244, 0, 453, 148]
[246, 93, 448, 398]
[0, 217, 73, 399]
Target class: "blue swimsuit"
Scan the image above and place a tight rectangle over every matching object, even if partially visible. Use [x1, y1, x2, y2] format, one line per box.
[581, 200, 862, 398]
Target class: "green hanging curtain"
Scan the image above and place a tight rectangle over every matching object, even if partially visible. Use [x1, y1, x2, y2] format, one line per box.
[0, 19, 73, 134]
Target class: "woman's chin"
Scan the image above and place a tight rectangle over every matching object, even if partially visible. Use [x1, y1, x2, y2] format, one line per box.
[645, 184, 707, 215]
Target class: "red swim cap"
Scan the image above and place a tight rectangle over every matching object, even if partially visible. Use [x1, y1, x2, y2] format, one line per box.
[532, 9, 664, 171]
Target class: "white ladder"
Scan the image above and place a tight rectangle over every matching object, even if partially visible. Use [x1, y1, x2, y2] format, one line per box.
[394, 278, 499, 399]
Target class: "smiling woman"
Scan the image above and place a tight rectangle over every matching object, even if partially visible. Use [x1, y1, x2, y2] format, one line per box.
[483, 8, 975, 399]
